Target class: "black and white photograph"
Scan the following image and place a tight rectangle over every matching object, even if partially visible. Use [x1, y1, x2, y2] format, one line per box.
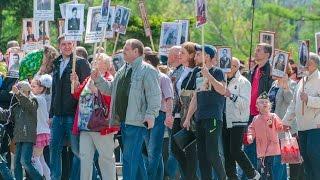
[8, 51, 24, 78]
[112, 52, 125, 71]
[218, 47, 232, 72]
[139, 1, 151, 37]
[315, 32, 320, 56]
[65, 4, 85, 41]
[298, 40, 309, 67]
[58, 18, 65, 37]
[105, 6, 115, 39]
[112, 6, 131, 35]
[35, 21, 50, 42]
[85, 7, 104, 44]
[272, 50, 288, 77]
[195, 0, 207, 28]
[100, 0, 111, 24]
[259, 31, 275, 63]
[34, 0, 54, 21]
[22, 19, 39, 52]
[159, 22, 182, 55]
[59, 0, 78, 19]
[176, 19, 189, 44]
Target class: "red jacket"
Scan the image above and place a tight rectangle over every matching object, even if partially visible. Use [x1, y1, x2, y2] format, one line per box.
[72, 72, 119, 135]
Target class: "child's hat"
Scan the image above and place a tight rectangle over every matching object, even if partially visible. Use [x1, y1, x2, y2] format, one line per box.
[17, 80, 31, 92]
[258, 92, 269, 100]
[39, 74, 52, 88]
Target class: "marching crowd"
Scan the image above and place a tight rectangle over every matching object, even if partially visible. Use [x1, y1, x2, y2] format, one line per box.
[0, 36, 319, 180]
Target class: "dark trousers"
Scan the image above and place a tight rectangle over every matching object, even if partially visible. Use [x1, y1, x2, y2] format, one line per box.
[258, 156, 278, 180]
[222, 124, 255, 179]
[196, 118, 226, 180]
[298, 129, 320, 180]
[171, 118, 197, 180]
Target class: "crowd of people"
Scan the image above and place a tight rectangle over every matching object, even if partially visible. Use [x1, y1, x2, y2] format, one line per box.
[0, 36, 319, 180]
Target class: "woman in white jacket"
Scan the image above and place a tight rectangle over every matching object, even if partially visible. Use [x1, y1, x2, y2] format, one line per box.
[223, 57, 260, 180]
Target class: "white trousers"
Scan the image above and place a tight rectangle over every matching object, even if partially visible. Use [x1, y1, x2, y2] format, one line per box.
[79, 131, 116, 180]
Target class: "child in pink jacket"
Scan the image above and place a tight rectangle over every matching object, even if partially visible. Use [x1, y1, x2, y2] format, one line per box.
[247, 92, 285, 179]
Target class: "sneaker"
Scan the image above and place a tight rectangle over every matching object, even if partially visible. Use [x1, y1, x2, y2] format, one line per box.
[250, 170, 261, 180]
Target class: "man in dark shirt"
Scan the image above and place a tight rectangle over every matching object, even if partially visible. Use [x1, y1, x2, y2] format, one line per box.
[183, 44, 227, 180]
[68, 7, 80, 31]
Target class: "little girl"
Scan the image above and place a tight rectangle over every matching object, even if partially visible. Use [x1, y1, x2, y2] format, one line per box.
[31, 74, 52, 180]
[247, 92, 285, 180]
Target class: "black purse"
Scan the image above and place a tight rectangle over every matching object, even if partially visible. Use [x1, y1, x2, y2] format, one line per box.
[173, 128, 196, 152]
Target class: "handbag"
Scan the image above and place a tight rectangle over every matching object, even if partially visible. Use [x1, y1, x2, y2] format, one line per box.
[280, 131, 303, 164]
[87, 91, 109, 132]
[173, 128, 196, 152]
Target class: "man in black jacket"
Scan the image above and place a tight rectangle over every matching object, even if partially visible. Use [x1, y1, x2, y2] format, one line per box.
[49, 35, 90, 180]
[243, 43, 273, 177]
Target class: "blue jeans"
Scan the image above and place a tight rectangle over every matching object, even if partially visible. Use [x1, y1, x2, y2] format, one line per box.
[165, 128, 179, 179]
[0, 155, 14, 180]
[299, 129, 320, 180]
[15, 142, 42, 180]
[144, 111, 166, 180]
[258, 156, 278, 180]
[121, 123, 147, 180]
[50, 116, 80, 180]
[272, 155, 287, 180]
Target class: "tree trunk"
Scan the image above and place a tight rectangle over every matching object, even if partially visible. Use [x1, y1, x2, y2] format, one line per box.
[0, 8, 3, 43]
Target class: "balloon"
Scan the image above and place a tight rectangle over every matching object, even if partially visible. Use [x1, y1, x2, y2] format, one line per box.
[19, 49, 44, 80]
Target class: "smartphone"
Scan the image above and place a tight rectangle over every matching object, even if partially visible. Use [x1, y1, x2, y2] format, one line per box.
[143, 121, 148, 128]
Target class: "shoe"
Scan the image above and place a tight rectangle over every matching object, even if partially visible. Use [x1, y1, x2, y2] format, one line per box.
[250, 170, 261, 180]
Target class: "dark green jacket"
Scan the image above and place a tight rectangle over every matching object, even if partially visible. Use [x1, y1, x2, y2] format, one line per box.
[0, 94, 38, 144]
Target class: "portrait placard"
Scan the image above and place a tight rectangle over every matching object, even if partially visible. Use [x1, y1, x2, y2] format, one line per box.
[112, 52, 125, 71]
[315, 32, 320, 56]
[217, 47, 232, 72]
[8, 51, 25, 78]
[159, 22, 182, 56]
[65, 4, 85, 41]
[22, 18, 39, 52]
[138, 1, 151, 37]
[175, 19, 189, 44]
[59, 0, 78, 19]
[85, 7, 104, 44]
[58, 18, 65, 37]
[195, 0, 207, 28]
[34, 0, 55, 21]
[35, 21, 50, 43]
[100, 0, 111, 24]
[297, 40, 310, 77]
[105, 6, 115, 39]
[272, 50, 288, 77]
[259, 31, 275, 63]
[112, 6, 131, 35]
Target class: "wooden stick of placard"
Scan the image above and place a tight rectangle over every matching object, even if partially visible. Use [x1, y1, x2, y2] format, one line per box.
[302, 77, 305, 115]
[113, 32, 120, 55]
[71, 43, 77, 94]
[149, 34, 155, 51]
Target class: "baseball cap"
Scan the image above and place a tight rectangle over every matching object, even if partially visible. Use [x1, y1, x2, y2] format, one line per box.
[195, 44, 217, 59]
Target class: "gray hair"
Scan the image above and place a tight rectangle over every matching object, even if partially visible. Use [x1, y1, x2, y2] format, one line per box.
[168, 46, 182, 54]
[232, 57, 241, 69]
[309, 52, 320, 66]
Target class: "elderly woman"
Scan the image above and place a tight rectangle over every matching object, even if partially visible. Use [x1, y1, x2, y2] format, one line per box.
[71, 53, 119, 180]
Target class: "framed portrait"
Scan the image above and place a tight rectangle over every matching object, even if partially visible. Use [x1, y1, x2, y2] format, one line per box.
[112, 52, 125, 71]
[159, 22, 182, 56]
[59, 0, 78, 19]
[259, 31, 275, 61]
[65, 4, 85, 41]
[195, 0, 207, 28]
[8, 51, 24, 78]
[315, 32, 320, 56]
[175, 19, 189, 44]
[58, 18, 65, 37]
[217, 47, 232, 72]
[34, 0, 54, 21]
[22, 19, 40, 52]
[112, 6, 131, 35]
[100, 0, 111, 24]
[35, 21, 50, 43]
[297, 40, 310, 77]
[272, 50, 288, 77]
[139, 1, 151, 37]
[105, 6, 115, 39]
[85, 7, 104, 44]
